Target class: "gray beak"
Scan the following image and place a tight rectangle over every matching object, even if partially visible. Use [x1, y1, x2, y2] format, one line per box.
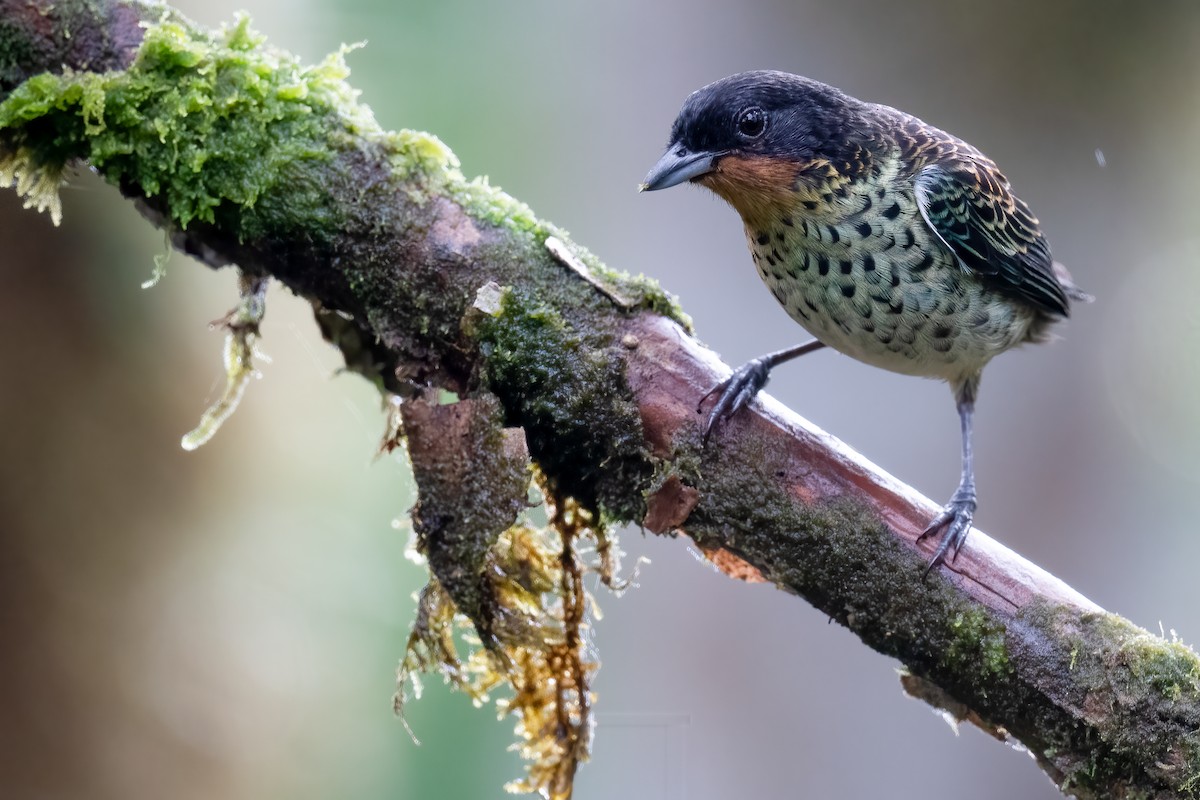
[639, 145, 721, 192]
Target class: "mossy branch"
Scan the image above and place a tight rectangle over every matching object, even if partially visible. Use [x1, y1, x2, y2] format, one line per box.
[3, 1, 1199, 797]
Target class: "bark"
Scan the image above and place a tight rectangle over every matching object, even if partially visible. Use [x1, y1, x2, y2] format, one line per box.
[2, 2, 1198, 797]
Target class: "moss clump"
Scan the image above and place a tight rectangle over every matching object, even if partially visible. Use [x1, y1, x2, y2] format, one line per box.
[454, 176, 543, 235]
[473, 287, 652, 523]
[0, 14, 367, 237]
[1122, 630, 1200, 701]
[1054, 608, 1200, 708]
[1016, 601, 1200, 796]
[944, 608, 1012, 679]
[382, 128, 458, 177]
[615, 270, 691, 328]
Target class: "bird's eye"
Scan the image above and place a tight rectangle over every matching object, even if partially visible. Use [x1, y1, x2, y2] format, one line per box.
[736, 107, 767, 139]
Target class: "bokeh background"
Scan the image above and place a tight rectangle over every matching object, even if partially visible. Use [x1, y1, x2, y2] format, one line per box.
[3, 1, 1200, 798]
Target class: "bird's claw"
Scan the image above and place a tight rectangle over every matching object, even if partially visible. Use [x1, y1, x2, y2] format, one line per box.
[917, 493, 976, 579]
[697, 357, 772, 443]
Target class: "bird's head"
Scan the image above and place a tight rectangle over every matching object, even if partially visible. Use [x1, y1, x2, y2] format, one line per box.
[641, 71, 871, 220]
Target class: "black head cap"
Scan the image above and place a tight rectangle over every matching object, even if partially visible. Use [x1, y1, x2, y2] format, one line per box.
[642, 71, 870, 191]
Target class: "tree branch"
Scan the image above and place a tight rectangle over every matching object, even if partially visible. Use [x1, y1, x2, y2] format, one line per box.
[3, 2, 1198, 797]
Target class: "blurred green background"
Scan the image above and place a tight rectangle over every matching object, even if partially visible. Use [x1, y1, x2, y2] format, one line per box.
[2, 1, 1199, 798]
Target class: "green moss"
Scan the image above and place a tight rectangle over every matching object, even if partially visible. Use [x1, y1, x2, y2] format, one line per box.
[570, 239, 692, 329]
[450, 169, 691, 329]
[1119, 627, 1200, 701]
[642, 452, 702, 515]
[1182, 767, 1200, 798]
[1061, 610, 1200, 706]
[2, 6, 690, 342]
[619, 272, 691, 328]
[1137, 644, 1200, 701]
[473, 287, 652, 522]
[383, 128, 461, 186]
[0, 14, 373, 237]
[1016, 601, 1200, 796]
[676, 427, 914, 600]
[454, 176, 543, 235]
[0, 18, 37, 90]
[945, 608, 1011, 678]
[675, 429, 1040, 733]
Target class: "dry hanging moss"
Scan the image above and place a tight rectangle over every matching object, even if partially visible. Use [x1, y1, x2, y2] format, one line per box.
[395, 396, 630, 799]
[181, 272, 269, 450]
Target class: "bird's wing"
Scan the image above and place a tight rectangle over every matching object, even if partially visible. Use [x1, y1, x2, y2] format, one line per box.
[914, 161, 1069, 316]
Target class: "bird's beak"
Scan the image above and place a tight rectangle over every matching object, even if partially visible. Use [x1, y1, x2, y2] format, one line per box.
[639, 146, 721, 192]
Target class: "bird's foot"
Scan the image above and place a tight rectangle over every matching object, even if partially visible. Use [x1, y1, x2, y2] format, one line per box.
[696, 357, 773, 443]
[917, 491, 976, 578]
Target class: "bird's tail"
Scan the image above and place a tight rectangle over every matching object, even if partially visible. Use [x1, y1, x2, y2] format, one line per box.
[1052, 261, 1095, 304]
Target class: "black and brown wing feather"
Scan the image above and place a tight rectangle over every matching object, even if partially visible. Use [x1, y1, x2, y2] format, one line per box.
[896, 118, 1071, 317]
[915, 162, 1068, 316]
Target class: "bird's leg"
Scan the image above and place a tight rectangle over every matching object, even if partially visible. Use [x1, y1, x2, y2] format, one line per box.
[698, 339, 826, 442]
[918, 382, 978, 577]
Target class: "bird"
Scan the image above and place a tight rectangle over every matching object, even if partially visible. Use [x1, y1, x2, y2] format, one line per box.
[640, 71, 1090, 574]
